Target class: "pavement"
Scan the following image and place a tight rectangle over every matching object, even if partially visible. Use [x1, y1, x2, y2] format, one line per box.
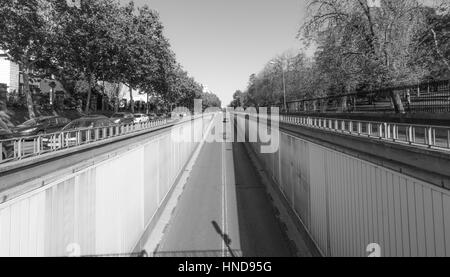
[153, 116, 297, 257]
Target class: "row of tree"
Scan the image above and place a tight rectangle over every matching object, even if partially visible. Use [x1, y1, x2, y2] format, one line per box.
[230, 0, 450, 109]
[0, 0, 220, 118]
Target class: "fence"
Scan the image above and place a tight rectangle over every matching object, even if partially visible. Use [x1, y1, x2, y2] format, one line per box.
[0, 118, 169, 164]
[286, 80, 450, 114]
[280, 115, 450, 152]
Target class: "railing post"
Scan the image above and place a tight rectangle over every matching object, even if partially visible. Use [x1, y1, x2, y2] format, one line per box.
[367, 123, 372, 136]
[18, 139, 23, 157]
[427, 127, 433, 147]
[407, 126, 413, 144]
[385, 123, 388, 139]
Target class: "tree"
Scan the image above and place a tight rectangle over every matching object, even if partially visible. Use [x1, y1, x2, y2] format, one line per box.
[414, 5, 450, 79]
[301, 0, 429, 87]
[0, 0, 59, 118]
[201, 91, 221, 109]
[51, 0, 123, 113]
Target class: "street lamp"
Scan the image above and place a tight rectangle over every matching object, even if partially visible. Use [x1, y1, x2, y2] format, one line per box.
[270, 60, 287, 111]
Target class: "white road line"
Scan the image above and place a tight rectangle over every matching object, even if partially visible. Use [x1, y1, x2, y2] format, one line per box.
[221, 115, 229, 257]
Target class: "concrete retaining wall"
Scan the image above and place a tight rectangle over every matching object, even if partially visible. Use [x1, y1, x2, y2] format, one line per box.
[239, 116, 450, 257]
[0, 115, 212, 257]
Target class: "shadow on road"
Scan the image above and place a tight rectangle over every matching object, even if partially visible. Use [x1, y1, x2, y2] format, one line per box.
[211, 220, 237, 257]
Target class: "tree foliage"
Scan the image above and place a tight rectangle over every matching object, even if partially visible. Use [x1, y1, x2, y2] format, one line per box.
[0, 0, 220, 117]
[232, 0, 450, 108]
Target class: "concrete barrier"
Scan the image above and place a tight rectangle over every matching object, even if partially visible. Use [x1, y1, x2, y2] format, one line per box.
[238, 115, 450, 257]
[0, 115, 213, 257]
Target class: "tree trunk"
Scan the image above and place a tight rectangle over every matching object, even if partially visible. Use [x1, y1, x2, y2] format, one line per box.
[129, 86, 134, 113]
[341, 96, 348, 112]
[85, 74, 93, 114]
[22, 68, 36, 119]
[390, 91, 405, 114]
[146, 93, 150, 114]
[114, 83, 122, 113]
[431, 29, 450, 73]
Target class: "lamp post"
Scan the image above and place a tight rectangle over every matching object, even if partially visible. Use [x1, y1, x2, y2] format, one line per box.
[270, 60, 287, 111]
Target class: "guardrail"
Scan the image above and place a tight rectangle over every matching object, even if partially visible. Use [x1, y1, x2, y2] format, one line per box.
[280, 115, 450, 152]
[0, 118, 169, 164]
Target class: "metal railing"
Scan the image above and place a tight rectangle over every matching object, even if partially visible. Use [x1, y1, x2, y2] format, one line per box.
[280, 115, 450, 152]
[0, 118, 169, 165]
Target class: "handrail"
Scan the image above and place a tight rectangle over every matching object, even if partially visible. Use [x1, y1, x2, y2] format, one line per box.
[0, 113, 214, 165]
[230, 112, 450, 152]
[0, 118, 170, 164]
[280, 115, 450, 152]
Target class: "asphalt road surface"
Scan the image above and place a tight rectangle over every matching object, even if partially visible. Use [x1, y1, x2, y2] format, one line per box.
[155, 118, 296, 257]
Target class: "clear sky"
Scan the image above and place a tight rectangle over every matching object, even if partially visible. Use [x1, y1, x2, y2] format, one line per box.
[122, 0, 307, 106]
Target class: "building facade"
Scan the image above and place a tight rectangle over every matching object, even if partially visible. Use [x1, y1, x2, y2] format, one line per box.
[0, 51, 21, 94]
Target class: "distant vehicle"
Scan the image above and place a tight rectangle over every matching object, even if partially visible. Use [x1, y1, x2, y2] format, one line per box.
[133, 113, 149, 123]
[13, 116, 71, 137]
[110, 112, 134, 124]
[0, 121, 14, 160]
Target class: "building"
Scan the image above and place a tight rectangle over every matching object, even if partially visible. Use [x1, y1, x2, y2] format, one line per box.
[0, 50, 21, 94]
[0, 50, 66, 98]
[119, 86, 148, 103]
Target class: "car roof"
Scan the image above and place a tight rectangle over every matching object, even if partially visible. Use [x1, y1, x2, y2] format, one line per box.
[76, 116, 110, 121]
[84, 114, 107, 118]
[37, 116, 60, 120]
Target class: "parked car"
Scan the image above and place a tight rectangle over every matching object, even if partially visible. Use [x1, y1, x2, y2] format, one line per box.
[133, 113, 149, 123]
[13, 116, 71, 137]
[62, 116, 115, 131]
[0, 120, 14, 160]
[147, 113, 157, 121]
[44, 116, 116, 148]
[110, 112, 134, 124]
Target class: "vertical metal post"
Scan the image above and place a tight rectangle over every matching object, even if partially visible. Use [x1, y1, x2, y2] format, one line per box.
[427, 127, 433, 147]
[447, 129, 450, 149]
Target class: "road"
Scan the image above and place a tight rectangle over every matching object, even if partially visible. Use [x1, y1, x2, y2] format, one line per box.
[154, 117, 296, 257]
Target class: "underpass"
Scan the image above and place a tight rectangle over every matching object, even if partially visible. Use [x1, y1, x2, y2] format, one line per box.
[1, 111, 450, 257]
[151, 115, 308, 257]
